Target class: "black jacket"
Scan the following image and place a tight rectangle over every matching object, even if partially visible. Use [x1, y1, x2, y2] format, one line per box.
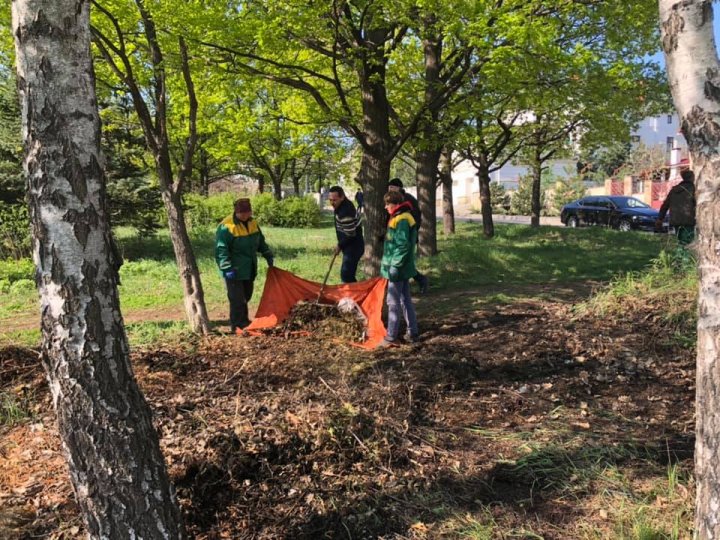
[334, 198, 364, 250]
[658, 179, 695, 227]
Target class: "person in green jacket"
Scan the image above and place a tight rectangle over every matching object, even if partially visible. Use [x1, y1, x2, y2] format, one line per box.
[377, 190, 419, 348]
[215, 198, 274, 334]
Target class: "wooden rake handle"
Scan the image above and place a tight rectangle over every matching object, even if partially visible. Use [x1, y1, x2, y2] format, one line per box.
[316, 250, 339, 303]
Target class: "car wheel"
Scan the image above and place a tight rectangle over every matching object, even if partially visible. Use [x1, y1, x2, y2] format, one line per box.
[618, 219, 632, 232]
[566, 216, 579, 228]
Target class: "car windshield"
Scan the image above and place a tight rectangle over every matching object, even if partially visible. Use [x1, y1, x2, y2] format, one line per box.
[613, 197, 649, 209]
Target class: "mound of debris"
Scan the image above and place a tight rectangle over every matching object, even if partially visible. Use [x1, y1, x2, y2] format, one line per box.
[267, 298, 367, 342]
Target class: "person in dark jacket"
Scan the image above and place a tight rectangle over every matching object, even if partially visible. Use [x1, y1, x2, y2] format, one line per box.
[354, 190, 364, 212]
[388, 178, 429, 293]
[377, 190, 419, 347]
[655, 168, 696, 246]
[328, 186, 364, 283]
[215, 198, 274, 334]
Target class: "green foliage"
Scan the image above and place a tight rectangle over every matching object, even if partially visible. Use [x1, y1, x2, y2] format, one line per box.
[106, 176, 163, 236]
[489, 182, 509, 213]
[251, 193, 321, 228]
[552, 177, 587, 213]
[184, 192, 238, 229]
[0, 71, 23, 204]
[0, 257, 35, 288]
[0, 202, 31, 260]
[510, 174, 545, 216]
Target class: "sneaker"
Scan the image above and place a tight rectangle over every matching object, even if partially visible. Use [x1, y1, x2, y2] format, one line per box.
[417, 274, 429, 294]
[405, 334, 419, 343]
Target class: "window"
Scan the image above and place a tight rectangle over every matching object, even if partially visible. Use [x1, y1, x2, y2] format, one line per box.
[667, 114, 673, 124]
[667, 136, 674, 152]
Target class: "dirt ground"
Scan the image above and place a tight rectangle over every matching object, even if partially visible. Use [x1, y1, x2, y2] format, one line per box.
[0, 287, 695, 539]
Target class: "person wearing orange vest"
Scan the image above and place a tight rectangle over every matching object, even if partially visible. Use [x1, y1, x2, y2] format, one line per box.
[215, 198, 274, 334]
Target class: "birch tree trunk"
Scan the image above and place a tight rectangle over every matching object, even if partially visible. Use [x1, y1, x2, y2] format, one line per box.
[12, 1, 184, 537]
[659, 1, 720, 537]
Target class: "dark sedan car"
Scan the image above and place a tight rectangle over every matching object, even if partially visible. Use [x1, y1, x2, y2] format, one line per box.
[560, 195, 667, 232]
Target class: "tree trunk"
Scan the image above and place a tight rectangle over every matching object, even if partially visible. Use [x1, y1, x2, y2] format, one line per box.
[162, 188, 210, 334]
[272, 164, 282, 200]
[530, 149, 543, 228]
[439, 147, 455, 235]
[155, 145, 210, 334]
[415, 146, 440, 256]
[659, 1, 720, 537]
[258, 173, 265, 193]
[354, 27, 395, 276]
[414, 21, 442, 256]
[477, 166, 495, 238]
[12, 2, 184, 538]
[357, 151, 391, 275]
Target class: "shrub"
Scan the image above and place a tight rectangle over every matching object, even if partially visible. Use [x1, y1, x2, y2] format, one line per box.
[272, 196, 321, 228]
[184, 192, 238, 229]
[0, 202, 31, 260]
[251, 193, 281, 225]
[106, 176, 164, 237]
[0, 257, 33, 282]
[183, 192, 321, 230]
[9, 278, 34, 293]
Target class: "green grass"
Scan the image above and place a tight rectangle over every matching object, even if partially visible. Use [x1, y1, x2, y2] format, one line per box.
[0, 222, 667, 348]
[425, 224, 665, 291]
[0, 391, 34, 426]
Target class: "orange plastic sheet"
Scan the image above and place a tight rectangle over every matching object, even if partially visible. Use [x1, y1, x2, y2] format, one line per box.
[246, 267, 388, 349]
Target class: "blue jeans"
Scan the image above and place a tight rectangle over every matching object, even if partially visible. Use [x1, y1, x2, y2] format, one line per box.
[340, 242, 364, 283]
[385, 280, 418, 341]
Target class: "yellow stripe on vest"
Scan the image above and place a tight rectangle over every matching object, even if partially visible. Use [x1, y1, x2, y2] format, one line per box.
[221, 215, 260, 237]
[388, 212, 416, 229]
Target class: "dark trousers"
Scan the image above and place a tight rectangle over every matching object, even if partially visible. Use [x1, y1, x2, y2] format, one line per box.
[226, 278, 254, 330]
[341, 243, 364, 283]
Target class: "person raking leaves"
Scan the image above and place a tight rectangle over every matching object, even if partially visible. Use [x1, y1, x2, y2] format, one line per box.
[215, 198, 274, 335]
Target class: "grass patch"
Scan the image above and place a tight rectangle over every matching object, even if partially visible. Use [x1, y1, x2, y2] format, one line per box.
[579, 249, 697, 348]
[0, 222, 667, 348]
[0, 391, 34, 426]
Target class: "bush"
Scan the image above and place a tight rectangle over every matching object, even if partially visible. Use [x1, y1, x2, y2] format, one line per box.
[0, 258, 34, 282]
[0, 202, 31, 260]
[251, 193, 281, 225]
[183, 192, 321, 229]
[271, 195, 321, 228]
[106, 176, 164, 237]
[9, 278, 34, 294]
[184, 192, 238, 229]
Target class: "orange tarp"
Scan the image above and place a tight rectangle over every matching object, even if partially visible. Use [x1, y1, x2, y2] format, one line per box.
[246, 267, 388, 349]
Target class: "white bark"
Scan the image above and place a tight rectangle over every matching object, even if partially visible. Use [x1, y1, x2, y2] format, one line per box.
[12, 1, 183, 537]
[660, 1, 720, 538]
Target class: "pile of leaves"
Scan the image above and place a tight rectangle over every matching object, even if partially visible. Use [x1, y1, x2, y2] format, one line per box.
[267, 300, 367, 342]
[0, 297, 696, 539]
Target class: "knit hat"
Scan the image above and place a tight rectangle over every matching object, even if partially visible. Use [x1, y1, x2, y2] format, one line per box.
[234, 198, 252, 213]
[388, 178, 404, 188]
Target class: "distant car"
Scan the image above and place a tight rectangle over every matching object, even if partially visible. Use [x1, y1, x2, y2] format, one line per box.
[560, 196, 668, 232]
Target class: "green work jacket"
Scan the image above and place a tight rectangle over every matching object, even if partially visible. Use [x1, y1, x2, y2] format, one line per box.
[215, 215, 272, 280]
[380, 210, 417, 281]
